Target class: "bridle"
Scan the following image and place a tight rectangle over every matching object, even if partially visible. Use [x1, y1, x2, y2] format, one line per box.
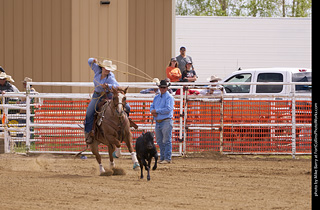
[112, 90, 126, 115]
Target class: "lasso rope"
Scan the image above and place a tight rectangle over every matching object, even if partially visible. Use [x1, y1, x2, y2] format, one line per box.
[97, 57, 154, 81]
[89, 57, 159, 113]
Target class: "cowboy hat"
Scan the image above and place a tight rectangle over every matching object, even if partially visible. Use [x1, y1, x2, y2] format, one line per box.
[158, 79, 171, 88]
[207, 75, 221, 82]
[23, 77, 32, 83]
[0, 72, 14, 83]
[98, 60, 117, 71]
[153, 78, 160, 86]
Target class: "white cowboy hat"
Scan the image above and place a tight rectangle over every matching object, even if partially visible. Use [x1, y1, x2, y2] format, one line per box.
[98, 60, 117, 71]
[153, 78, 160, 86]
[0, 72, 14, 83]
[207, 75, 221, 82]
[23, 77, 33, 83]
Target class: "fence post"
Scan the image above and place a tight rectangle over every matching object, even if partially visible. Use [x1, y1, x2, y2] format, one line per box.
[219, 95, 224, 154]
[183, 88, 188, 154]
[291, 84, 296, 159]
[2, 97, 10, 153]
[179, 86, 184, 155]
[25, 84, 31, 152]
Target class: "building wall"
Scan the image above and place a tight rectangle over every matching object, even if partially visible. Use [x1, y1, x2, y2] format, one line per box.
[128, 0, 172, 83]
[0, 0, 173, 93]
[0, 0, 72, 93]
[71, 0, 129, 93]
[176, 16, 311, 82]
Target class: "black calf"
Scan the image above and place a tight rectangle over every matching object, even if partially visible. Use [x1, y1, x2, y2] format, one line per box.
[135, 132, 158, 181]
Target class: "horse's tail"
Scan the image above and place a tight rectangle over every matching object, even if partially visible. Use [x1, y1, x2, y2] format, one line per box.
[74, 144, 89, 159]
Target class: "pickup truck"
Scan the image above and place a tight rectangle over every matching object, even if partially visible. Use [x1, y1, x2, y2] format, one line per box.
[220, 68, 311, 153]
[222, 68, 311, 97]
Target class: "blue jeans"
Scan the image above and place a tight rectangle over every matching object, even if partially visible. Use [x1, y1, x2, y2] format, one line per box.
[84, 92, 131, 133]
[155, 119, 173, 161]
[84, 92, 103, 133]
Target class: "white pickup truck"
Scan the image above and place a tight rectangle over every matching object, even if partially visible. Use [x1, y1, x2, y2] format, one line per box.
[222, 68, 311, 98]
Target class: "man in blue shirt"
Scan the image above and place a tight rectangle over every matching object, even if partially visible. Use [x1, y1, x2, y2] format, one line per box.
[150, 80, 174, 163]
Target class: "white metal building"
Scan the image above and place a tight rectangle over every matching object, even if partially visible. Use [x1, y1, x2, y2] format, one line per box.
[175, 16, 311, 82]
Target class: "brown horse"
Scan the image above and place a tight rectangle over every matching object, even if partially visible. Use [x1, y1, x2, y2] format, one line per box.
[77, 86, 139, 175]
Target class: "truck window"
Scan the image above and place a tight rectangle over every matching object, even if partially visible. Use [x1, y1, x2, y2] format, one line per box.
[224, 73, 251, 93]
[256, 73, 283, 93]
[292, 72, 311, 93]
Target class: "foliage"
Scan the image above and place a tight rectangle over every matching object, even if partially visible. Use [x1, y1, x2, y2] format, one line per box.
[176, 0, 312, 17]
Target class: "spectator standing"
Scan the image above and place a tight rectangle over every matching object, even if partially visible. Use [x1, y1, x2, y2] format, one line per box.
[181, 60, 197, 82]
[150, 80, 174, 164]
[166, 58, 182, 82]
[176, 46, 193, 74]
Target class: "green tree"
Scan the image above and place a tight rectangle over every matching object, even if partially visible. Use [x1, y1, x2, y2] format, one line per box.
[176, 0, 312, 17]
[245, 0, 281, 17]
[291, 0, 312, 17]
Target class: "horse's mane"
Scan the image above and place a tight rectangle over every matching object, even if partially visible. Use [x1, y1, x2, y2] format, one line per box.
[111, 86, 128, 95]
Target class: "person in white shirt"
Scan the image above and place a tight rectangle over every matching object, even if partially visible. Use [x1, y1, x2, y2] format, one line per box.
[200, 75, 223, 96]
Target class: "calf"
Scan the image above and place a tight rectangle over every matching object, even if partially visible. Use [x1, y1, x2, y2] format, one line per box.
[135, 132, 158, 181]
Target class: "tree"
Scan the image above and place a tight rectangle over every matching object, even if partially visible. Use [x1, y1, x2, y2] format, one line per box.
[291, 0, 312, 17]
[245, 0, 281, 17]
[176, 0, 312, 17]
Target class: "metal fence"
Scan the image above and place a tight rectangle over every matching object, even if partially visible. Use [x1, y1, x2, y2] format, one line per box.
[0, 82, 311, 158]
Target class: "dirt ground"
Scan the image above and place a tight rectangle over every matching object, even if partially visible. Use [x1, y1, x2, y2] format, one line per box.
[0, 153, 311, 210]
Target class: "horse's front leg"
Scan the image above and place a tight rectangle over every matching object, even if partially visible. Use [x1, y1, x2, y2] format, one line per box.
[126, 141, 139, 170]
[124, 133, 140, 170]
[108, 144, 116, 168]
[91, 141, 105, 174]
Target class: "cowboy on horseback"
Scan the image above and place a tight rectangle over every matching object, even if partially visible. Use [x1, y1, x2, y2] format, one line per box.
[81, 58, 140, 173]
[84, 58, 131, 144]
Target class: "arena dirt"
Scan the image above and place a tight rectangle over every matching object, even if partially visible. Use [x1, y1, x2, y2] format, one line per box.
[0, 153, 311, 210]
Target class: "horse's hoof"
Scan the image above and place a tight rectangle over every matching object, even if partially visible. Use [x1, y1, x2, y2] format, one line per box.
[133, 162, 140, 170]
[99, 165, 106, 173]
[112, 167, 126, 176]
[100, 169, 113, 176]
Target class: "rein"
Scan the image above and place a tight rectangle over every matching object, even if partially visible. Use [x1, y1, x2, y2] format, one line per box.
[98, 89, 128, 141]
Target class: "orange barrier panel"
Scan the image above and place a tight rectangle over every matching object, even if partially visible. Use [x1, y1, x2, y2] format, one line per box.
[33, 100, 182, 153]
[184, 99, 311, 154]
[32, 98, 311, 155]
